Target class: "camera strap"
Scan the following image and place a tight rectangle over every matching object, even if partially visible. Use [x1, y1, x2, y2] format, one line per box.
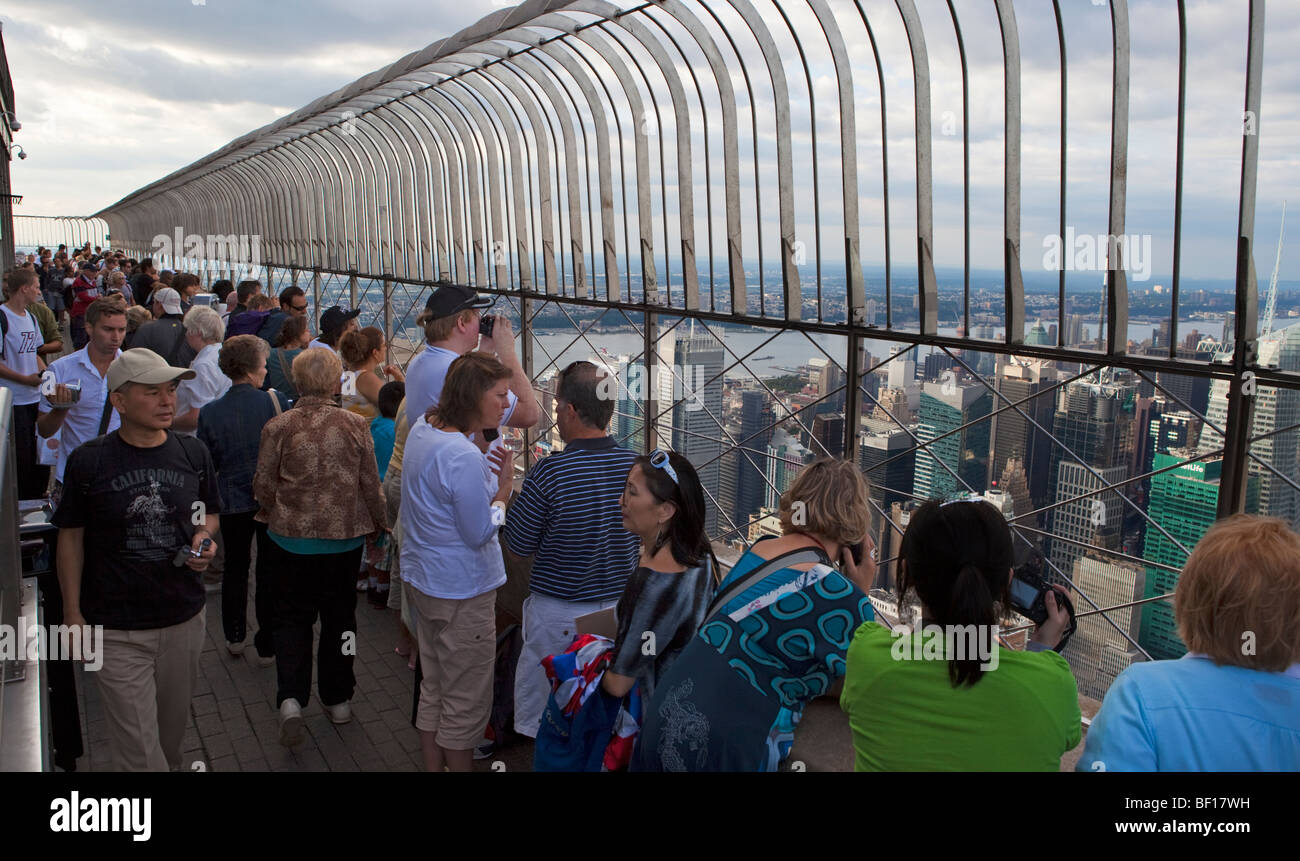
[97, 387, 115, 436]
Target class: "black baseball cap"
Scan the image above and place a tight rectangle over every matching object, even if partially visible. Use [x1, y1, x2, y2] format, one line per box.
[423, 280, 492, 320]
[320, 305, 362, 338]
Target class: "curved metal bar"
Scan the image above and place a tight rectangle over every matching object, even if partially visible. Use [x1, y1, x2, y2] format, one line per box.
[388, 98, 458, 280]
[894, 0, 936, 335]
[993, 0, 1026, 348]
[1105, 0, 1131, 356]
[452, 71, 537, 290]
[408, 89, 479, 284]
[496, 48, 590, 296]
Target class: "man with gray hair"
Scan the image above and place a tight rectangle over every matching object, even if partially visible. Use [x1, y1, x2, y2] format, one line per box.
[171, 305, 229, 435]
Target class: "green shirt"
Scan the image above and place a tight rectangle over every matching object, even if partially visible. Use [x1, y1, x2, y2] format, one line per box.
[269, 530, 363, 556]
[840, 622, 1082, 771]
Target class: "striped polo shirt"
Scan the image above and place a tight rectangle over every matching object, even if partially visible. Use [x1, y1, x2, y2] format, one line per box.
[503, 435, 641, 602]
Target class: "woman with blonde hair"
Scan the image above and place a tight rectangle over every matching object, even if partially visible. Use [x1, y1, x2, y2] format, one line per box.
[1080, 514, 1300, 771]
[632, 457, 878, 771]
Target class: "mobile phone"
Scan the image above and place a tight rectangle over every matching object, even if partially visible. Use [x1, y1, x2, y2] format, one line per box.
[479, 314, 495, 338]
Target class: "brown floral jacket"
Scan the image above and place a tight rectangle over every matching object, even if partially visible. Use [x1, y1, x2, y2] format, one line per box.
[254, 395, 386, 540]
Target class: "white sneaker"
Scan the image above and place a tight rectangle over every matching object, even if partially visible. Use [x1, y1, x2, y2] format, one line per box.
[322, 700, 352, 725]
[279, 698, 304, 746]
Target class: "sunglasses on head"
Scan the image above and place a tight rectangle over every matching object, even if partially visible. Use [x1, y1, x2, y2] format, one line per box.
[648, 448, 679, 486]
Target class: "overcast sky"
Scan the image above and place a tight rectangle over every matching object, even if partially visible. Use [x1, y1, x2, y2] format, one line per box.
[3, 0, 1296, 283]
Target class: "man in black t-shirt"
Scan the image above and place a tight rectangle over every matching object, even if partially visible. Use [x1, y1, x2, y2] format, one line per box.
[54, 348, 222, 772]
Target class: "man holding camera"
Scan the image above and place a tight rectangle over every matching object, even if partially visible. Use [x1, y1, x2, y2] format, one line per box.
[54, 349, 221, 772]
[36, 298, 125, 502]
[404, 281, 540, 431]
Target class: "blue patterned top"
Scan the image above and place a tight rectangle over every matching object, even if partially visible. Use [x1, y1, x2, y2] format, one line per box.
[632, 539, 874, 772]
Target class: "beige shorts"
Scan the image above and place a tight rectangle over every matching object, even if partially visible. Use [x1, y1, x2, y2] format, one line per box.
[407, 586, 497, 749]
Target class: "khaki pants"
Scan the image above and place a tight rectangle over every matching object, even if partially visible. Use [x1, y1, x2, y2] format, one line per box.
[408, 587, 497, 749]
[96, 610, 205, 772]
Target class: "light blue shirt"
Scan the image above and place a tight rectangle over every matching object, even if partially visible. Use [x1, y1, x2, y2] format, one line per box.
[398, 417, 506, 601]
[38, 347, 122, 482]
[404, 343, 517, 427]
[1077, 654, 1300, 772]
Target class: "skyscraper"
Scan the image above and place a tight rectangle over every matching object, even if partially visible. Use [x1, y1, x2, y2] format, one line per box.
[1140, 452, 1255, 660]
[672, 326, 724, 536]
[1199, 325, 1300, 530]
[764, 427, 809, 511]
[913, 380, 992, 501]
[859, 428, 916, 511]
[735, 389, 775, 528]
[988, 360, 1057, 510]
[1065, 554, 1146, 700]
[1042, 377, 1136, 584]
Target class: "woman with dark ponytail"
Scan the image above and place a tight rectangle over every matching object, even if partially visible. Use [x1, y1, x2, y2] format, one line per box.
[840, 498, 1081, 770]
[600, 450, 718, 701]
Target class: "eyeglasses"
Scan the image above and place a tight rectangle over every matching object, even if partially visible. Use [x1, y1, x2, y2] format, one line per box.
[648, 449, 679, 486]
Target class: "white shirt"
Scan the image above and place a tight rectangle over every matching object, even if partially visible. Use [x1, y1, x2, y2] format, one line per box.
[175, 342, 230, 436]
[404, 343, 518, 425]
[0, 304, 44, 406]
[38, 347, 122, 481]
[307, 338, 334, 352]
[399, 418, 506, 600]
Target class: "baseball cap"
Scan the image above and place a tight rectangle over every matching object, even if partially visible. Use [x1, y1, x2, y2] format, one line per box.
[423, 281, 492, 320]
[320, 305, 362, 338]
[152, 287, 183, 315]
[79, 261, 99, 271]
[106, 349, 196, 393]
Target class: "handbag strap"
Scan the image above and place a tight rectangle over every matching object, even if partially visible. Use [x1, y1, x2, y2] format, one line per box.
[705, 545, 830, 621]
[277, 350, 295, 396]
[268, 388, 283, 417]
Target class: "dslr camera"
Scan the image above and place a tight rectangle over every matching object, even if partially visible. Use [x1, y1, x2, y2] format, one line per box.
[1009, 545, 1076, 652]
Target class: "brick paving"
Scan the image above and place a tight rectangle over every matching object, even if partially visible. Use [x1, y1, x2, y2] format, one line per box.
[71, 581, 537, 773]
[68, 577, 1090, 772]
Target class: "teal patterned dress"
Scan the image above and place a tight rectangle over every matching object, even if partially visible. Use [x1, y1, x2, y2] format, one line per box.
[631, 538, 874, 771]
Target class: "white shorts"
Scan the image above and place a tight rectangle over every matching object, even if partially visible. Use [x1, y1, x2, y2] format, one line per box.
[512, 592, 619, 738]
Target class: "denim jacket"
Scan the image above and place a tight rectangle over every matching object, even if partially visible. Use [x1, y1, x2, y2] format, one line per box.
[197, 383, 291, 514]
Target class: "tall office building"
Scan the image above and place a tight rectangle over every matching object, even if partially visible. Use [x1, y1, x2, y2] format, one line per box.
[1199, 325, 1300, 530]
[764, 427, 810, 511]
[988, 360, 1057, 510]
[859, 428, 916, 511]
[808, 412, 845, 459]
[1141, 452, 1255, 659]
[922, 352, 954, 382]
[611, 354, 644, 451]
[913, 380, 992, 501]
[1044, 378, 1135, 581]
[1066, 554, 1146, 700]
[672, 325, 724, 536]
[735, 389, 775, 527]
[995, 456, 1032, 529]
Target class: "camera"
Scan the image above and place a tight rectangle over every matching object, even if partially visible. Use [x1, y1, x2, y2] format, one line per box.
[1009, 545, 1076, 651]
[479, 313, 496, 338]
[173, 537, 212, 567]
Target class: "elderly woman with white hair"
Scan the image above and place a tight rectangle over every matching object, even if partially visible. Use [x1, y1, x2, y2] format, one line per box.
[171, 305, 230, 434]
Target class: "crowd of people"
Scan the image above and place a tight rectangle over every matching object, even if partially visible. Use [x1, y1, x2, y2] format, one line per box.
[3, 246, 1298, 772]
